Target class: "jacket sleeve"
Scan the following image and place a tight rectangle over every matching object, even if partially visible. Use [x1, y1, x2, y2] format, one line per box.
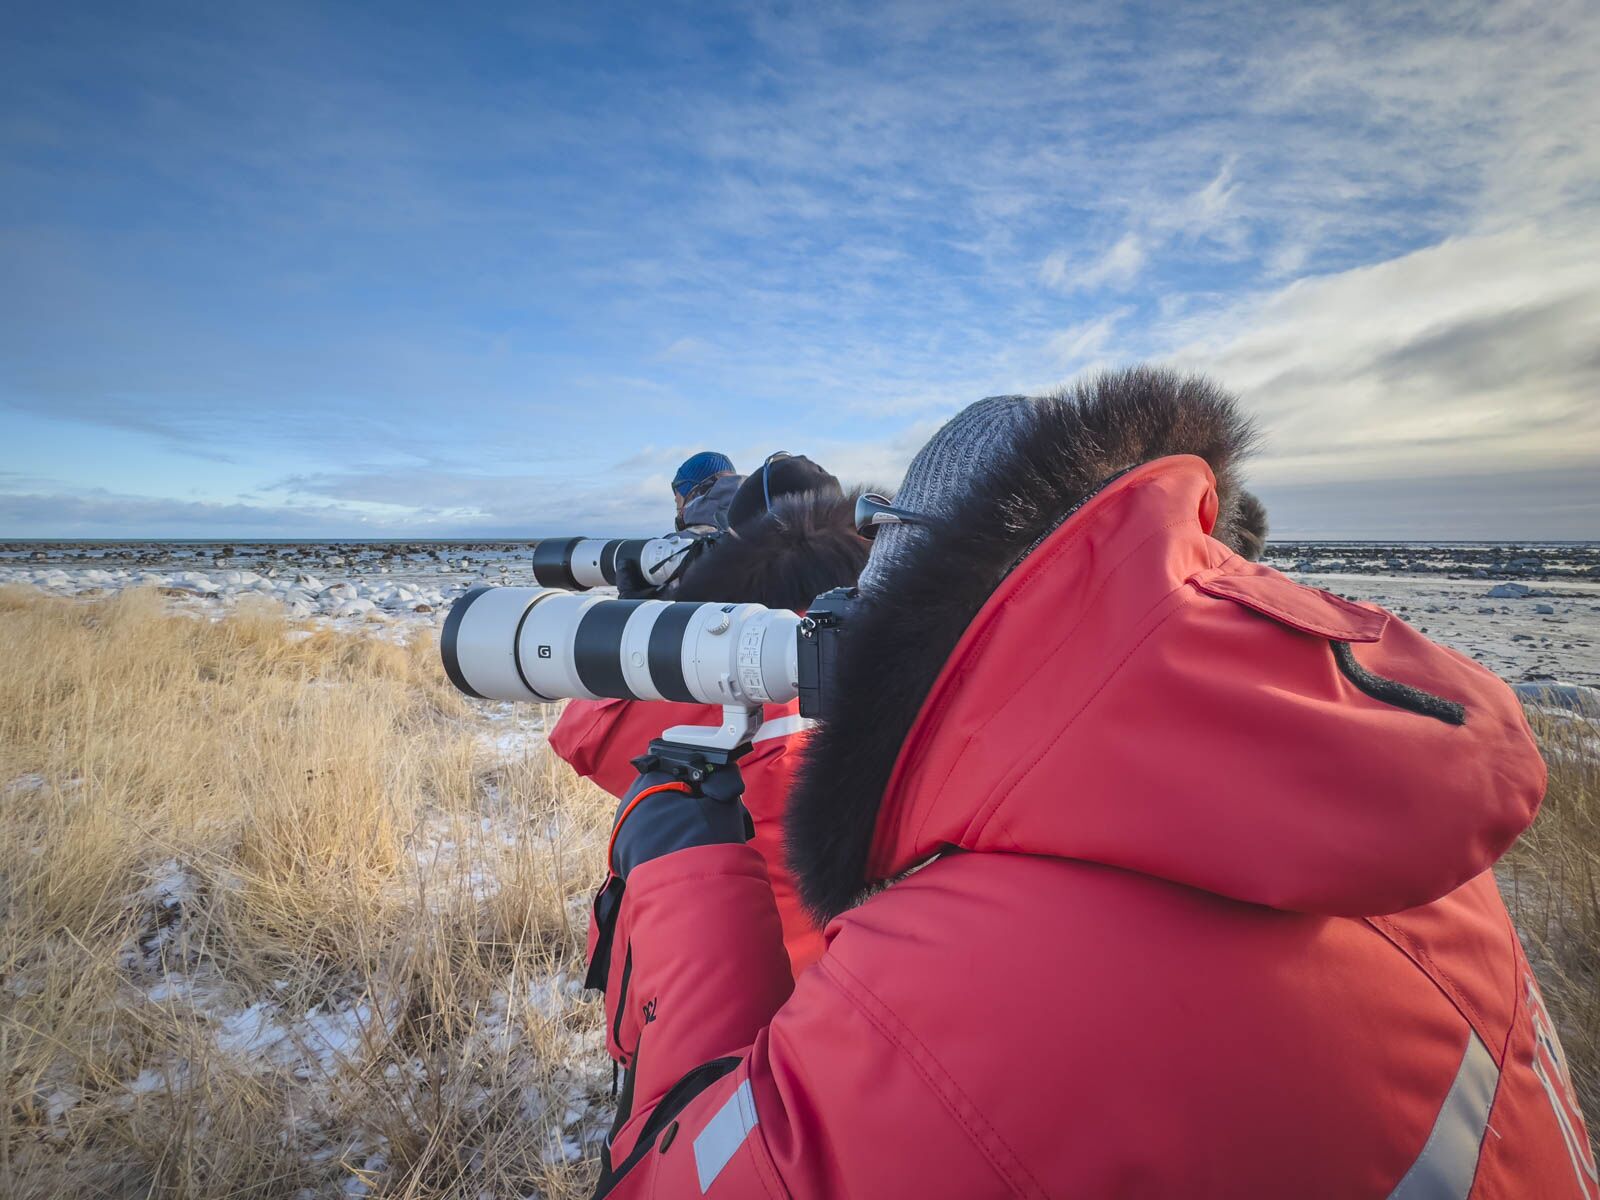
[593, 843, 790, 1190]
[599, 844, 792, 1100]
[592, 849, 995, 1197]
[548, 699, 619, 781]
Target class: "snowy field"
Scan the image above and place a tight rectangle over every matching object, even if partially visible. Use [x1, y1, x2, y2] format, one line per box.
[4, 538, 1598, 684]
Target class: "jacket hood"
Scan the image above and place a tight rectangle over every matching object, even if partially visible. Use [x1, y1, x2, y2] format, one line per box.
[678, 472, 744, 532]
[672, 488, 870, 612]
[788, 373, 1544, 924]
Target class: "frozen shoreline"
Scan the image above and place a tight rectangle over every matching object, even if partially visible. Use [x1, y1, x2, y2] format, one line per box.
[3, 539, 1598, 683]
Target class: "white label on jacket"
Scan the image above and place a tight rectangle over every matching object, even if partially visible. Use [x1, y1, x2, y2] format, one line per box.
[1526, 974, 1600, 1197]
[693, 1078, 759, 1192]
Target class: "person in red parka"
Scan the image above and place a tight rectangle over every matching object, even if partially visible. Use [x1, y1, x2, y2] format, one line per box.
[585, 367, 1596, 1198]
[551, 456, 871, 975]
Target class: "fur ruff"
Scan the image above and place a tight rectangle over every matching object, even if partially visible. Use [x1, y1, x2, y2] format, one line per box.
[672, 488, 870, 612]
[786, 366, 1266, 923]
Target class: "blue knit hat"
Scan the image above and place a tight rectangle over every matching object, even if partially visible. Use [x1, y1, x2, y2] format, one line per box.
[672, 451, 736, 498]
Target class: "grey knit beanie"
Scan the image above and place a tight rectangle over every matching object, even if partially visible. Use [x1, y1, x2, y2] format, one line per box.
[859, 394, 1036, 594]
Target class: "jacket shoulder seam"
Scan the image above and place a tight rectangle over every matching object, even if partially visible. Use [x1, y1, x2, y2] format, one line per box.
[1366, 915, 1495, 1053]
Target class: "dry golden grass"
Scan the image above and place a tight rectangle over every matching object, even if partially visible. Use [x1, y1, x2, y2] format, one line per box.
[0, 586, 613, 1199]
[2, 585, 1595, 1196]
[1501, 706, 1600, 1124]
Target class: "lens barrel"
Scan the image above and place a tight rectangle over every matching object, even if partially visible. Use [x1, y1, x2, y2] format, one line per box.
[530, 536, 698, 591]
[440, 586, 800, 706]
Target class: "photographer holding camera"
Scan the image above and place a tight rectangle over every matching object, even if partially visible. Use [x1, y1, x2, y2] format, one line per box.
[552, 453, 869, 975]
[606, 451, 745, 600]
[572, 368, 1590, 1197]
[671, 451, 742, 534]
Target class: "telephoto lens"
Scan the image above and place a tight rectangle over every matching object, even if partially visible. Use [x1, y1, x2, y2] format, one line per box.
[530, 535, 703, 591]
[440, 587, 801, 706]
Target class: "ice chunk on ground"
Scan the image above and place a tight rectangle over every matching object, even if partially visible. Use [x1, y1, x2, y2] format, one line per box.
[164, 572, 220, 596]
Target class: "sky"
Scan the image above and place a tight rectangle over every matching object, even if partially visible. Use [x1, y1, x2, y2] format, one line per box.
[2, 1, 1597, 541]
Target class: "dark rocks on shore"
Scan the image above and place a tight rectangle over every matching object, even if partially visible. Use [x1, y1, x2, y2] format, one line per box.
[1263, 542, 1597, 582]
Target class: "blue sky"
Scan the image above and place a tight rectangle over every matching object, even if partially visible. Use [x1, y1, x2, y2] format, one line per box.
[2, 1, 1596, 540]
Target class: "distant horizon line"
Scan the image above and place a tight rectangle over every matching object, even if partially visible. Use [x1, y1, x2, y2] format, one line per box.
[4, 537, 1598, 548]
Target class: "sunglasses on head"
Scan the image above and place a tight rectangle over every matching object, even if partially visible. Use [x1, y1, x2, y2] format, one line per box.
[854, 492, 929, 540]
[759, 451, 792, 513]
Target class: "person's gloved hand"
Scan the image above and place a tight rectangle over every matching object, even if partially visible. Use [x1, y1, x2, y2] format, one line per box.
[586, 761, 752, 993]
[608, 766, 750, 879]
[613, 555, 659, 600]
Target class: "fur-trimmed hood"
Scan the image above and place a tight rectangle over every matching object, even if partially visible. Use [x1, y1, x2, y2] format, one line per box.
[783, 368, 1548, 934]
[788, 369, 1268, 922]
[671, 488, 870, 612]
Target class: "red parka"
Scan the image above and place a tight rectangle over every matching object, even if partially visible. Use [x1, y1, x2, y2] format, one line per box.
[551, 697, 825, 974]
[587, 457, 1596, 1198]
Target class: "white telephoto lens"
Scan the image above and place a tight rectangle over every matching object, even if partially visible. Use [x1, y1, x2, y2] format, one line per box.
[441, 587, 801, 705]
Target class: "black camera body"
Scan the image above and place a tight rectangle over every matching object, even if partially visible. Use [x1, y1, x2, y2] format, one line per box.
[797, 586, 860, 722]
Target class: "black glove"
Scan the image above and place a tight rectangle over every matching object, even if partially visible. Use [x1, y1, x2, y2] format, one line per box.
[586, 760, 751, 993]
[608, 766, 750, 879]
[613, 555, 658, 600]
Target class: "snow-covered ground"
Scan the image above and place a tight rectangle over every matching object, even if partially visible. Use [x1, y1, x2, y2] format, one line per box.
[0, 540, 539, 633]
[5, 539, 1598, 683]
[1283, 572, 1600, 685]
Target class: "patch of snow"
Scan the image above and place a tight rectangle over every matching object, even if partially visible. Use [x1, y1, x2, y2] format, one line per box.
[45, 1086, 80, 1122]
[215, 1001, 292, 1057]
[3, 772, 47, 796]
[147, 978, 195, 1003]
[299, 1002, 378, 1070]
[476, 714, 547, 761]
[129, 1067, 182, 1095]
[140, 859, 197, 909]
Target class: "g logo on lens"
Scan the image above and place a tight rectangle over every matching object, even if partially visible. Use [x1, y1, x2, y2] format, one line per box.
[538, 645, 552, 658]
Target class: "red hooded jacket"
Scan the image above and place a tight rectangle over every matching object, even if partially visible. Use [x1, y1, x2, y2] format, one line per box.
[586, 457, 1595, 1198]
[550, 697, 826, 974]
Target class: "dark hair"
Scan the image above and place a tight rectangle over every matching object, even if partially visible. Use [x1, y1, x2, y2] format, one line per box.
[725, 454, 843, 533]
[672, 489, 870, 612]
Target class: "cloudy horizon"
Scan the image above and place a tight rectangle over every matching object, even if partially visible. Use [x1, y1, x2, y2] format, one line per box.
[3, 1, 1597, 542]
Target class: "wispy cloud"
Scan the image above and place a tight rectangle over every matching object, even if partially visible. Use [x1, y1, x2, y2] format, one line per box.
[1041, 234, 1147, 293]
